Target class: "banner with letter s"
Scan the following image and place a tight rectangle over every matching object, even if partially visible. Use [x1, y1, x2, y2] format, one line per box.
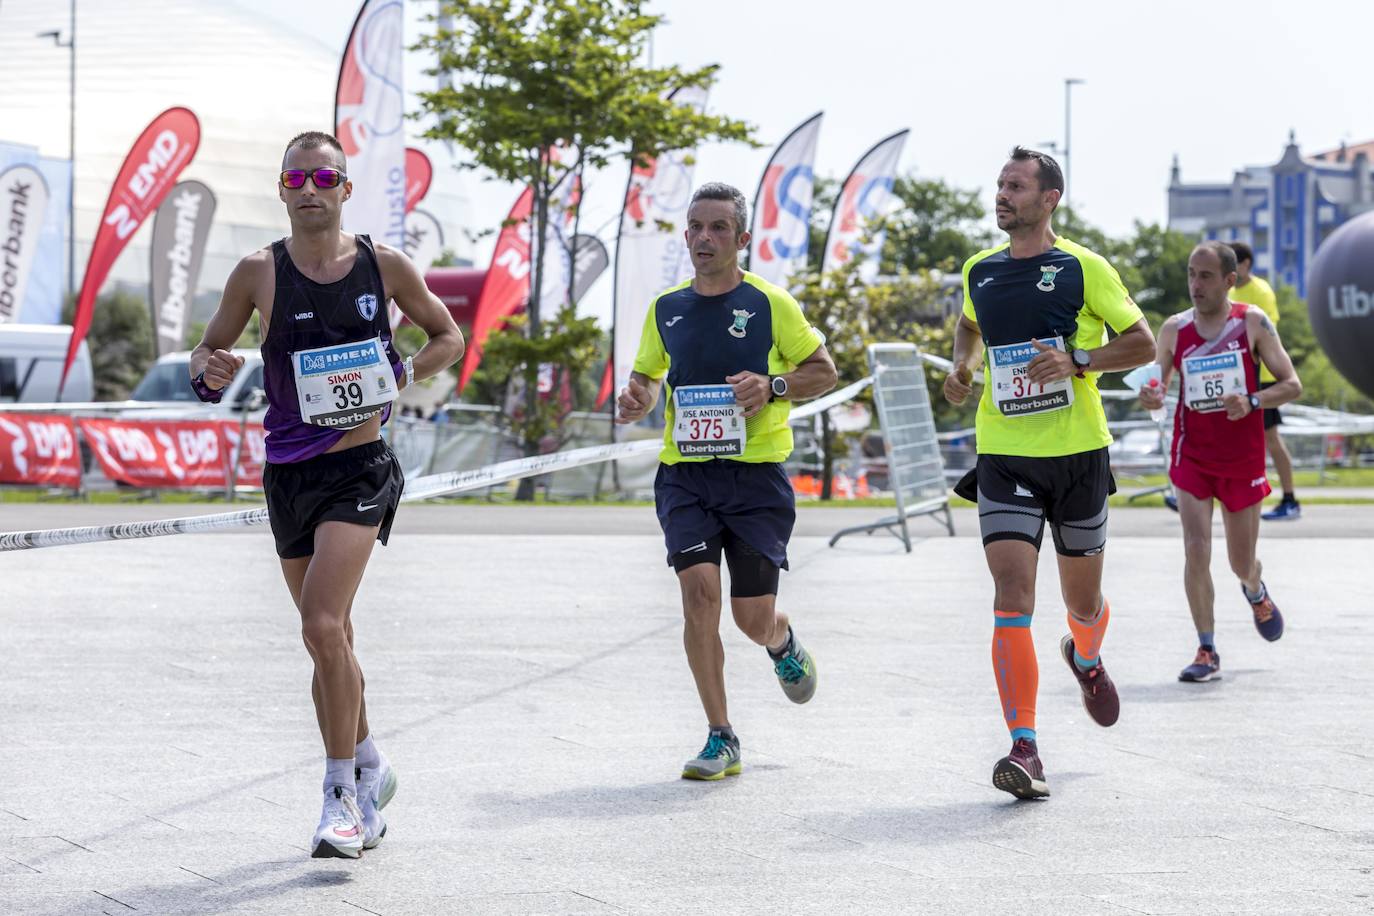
[0, 413, 81, 488]
[822, 129, 908, 281]
[748, 112, 822, 289]
[335, 0, 406, 250]
[63, 107, 200, 391]
[149, 179, 217, 357]
[459, 187, 532, 392]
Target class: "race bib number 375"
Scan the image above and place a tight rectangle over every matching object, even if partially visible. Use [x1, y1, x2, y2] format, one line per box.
[292, 337, 398, 429]
[989, 336, 1074, 417]
[673, 385, 746, 458]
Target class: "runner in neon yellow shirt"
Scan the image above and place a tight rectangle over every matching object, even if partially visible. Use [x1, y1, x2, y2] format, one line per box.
[943, 147, 1155, 800]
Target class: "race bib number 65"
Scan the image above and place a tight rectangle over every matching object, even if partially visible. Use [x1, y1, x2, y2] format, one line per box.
[292, 336, 398, 429]
[989, 336, 1074, 417]
[1182, 350, 1247, 413]
[673, 385, 746, 457]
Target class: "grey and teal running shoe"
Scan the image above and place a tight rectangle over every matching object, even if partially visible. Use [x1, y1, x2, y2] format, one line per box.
[681, 730, 741, 781]
[771, 633, 817, 704]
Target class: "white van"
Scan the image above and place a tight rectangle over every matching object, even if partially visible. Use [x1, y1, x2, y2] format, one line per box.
[129, 349, 265, 413]
[0, 324, 95, 403]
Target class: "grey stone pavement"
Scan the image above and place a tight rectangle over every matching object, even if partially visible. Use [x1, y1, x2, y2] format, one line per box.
[1, 502, 1372, 915]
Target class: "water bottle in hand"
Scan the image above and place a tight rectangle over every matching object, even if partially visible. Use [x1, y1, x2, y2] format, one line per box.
[1146, 378, 1166, 425]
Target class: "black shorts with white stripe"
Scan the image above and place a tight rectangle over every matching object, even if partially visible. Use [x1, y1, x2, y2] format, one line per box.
[954, 447, 1115, 557]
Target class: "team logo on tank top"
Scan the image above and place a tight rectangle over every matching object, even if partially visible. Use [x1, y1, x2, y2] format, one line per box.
[356, 292, 379, 321]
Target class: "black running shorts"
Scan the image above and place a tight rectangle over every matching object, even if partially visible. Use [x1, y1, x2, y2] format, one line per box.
[262, 440, 404, 559]
[955, 446, 1115, 557]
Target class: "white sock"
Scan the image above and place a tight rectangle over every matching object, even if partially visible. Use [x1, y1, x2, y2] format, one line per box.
[355, 734, 382, 771]
[324, 757, 356, 795]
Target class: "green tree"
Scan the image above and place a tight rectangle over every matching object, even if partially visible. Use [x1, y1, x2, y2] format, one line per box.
[63, 290, 154, 401]
[470, 303, 604, 453]
[881, 174, 997, 274]
[789, 258, 962, 498]
[415, 0, 754, 497]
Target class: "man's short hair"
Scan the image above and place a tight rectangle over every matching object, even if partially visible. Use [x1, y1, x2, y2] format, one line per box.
[282, 131, 347, 171]
[1008, 146, 1065, 195]
[1194, 240, 1238, 276]
[689, 182, 749, 235]
[1230, 240, 1254, 264]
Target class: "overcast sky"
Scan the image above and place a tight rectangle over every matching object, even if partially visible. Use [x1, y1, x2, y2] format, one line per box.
[235, 0, 1374, 247]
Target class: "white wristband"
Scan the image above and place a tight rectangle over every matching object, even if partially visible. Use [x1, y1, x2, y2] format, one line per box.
[404, 355, 414, 388]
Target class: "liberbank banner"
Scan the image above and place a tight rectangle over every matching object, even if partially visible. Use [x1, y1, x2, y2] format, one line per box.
[62, 107, 200, 391]
[0, 164, 48, 324]
[0, 142, 69, 326]
[149, 179, 216, 356]
[335, 0, 406, 251]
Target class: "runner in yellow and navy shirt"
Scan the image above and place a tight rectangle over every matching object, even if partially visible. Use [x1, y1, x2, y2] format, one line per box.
[943, 147, 1155, 800]
[617, 182, 837, 783]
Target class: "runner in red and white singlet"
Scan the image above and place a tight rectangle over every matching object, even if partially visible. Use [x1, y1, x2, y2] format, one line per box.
[1141, 242, 1302, 683]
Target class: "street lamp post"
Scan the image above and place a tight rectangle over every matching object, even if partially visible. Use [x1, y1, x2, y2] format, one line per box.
[1064, 78, 1084, 214]
[37, 0, 76, 305]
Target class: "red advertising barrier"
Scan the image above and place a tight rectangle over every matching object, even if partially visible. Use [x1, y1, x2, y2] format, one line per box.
[220, 421, 266, 488]
[78, 417, 228, 489]
[0, 413, 82, 488]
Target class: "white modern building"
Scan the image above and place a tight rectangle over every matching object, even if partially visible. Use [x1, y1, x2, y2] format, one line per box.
[1167, 132, 1374, 297]
[0, 0, 474, 328]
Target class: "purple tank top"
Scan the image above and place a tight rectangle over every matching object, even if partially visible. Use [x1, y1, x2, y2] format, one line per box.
[261, 235, 402, 463]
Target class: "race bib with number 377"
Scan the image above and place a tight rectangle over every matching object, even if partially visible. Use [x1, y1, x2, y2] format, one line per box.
[292, 336, 398, 429]
[1182, 350, 1247, 413]
[672, 384, 746, 458]
[988, 336, 1074, 417]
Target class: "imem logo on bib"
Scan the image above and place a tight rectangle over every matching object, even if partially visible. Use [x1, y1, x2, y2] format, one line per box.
[292, 337, 397, 429]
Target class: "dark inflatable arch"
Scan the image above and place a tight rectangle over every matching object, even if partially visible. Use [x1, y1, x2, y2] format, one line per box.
[1307, 210, 1374, 400]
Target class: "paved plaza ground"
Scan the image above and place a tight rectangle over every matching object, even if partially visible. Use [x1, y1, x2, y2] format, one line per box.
[1, 503, 1371, 914]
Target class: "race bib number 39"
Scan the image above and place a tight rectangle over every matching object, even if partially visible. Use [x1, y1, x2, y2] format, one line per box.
[989, 337, 1074, 417]
[673, 385, 746, 458]
[292, 336, 398, 429]
[1183, 351, 1247, 413]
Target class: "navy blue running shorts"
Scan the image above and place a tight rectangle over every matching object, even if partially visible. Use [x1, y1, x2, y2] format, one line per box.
[654, 460, 795, 570]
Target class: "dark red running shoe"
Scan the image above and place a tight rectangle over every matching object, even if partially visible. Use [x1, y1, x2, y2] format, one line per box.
[992, 738, 1049, 799]
[1060, 634, 1120, 727]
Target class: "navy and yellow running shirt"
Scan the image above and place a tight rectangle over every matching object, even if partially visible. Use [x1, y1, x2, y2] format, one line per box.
[961, 237, 1143, 458]
[633, 271, 824, 464]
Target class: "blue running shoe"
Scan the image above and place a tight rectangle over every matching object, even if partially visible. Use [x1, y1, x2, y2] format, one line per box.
[1262, 499, 1301, 521]
[682, 730, 741, 781]
[1246, 582, 1284, 641]
[1179, 646, 1222, 682]
[1164, 493, 1179, 512]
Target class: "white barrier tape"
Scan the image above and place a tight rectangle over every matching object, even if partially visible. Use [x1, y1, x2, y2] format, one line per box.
[0, 507, 270, 551]
[0, 379, 877, 552]
[792, 376, 873, 417]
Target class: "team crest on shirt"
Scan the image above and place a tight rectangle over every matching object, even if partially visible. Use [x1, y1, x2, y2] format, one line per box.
[1036, 265, 1063, 292]
[356, 293, 379, 321]
[728, 309, 755, 338]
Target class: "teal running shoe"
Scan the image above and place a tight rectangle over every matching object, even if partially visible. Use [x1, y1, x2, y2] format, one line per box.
[771, 631, 817, 704]
[681, 730, 741, 781]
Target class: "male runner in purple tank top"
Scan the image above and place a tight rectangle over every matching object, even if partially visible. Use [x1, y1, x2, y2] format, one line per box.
[189, 131, 463, 858]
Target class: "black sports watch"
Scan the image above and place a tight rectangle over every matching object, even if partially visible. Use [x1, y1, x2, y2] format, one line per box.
[1071, 348, 1092, 376]
[769, 375, 789, 401]
[1248, 393, 1262, 412]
